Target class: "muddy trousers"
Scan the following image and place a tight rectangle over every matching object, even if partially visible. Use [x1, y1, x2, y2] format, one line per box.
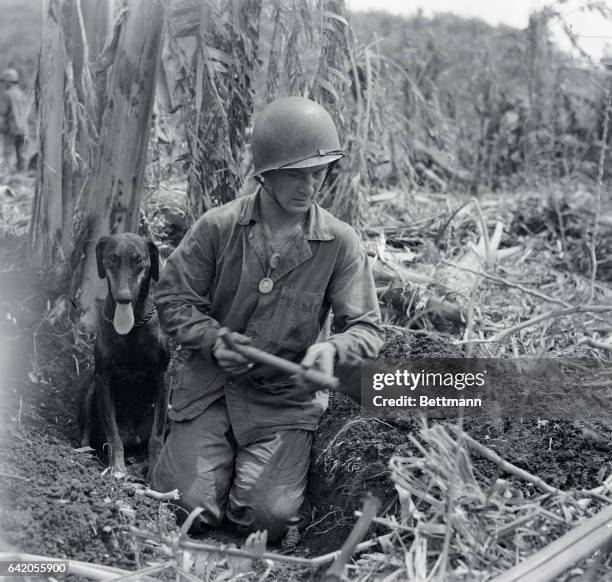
[150, 398, 312, 541]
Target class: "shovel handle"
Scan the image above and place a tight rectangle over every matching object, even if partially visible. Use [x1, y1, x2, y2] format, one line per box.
[218, 328, 340, 390]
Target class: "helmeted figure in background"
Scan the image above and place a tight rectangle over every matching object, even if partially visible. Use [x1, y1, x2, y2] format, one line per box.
[150, 97, 384, 542]
[0, 68, 28, 173]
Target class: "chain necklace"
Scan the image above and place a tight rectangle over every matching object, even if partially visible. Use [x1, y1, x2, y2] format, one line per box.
[258, 218, 305, 294]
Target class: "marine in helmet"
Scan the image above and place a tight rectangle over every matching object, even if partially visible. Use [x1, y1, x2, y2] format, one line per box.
[150, 97, 384, 543]
[0, 68, 28, 172]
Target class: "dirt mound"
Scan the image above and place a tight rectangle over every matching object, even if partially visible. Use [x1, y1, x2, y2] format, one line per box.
[464, 416, 612, 491]
[306, 395, 417, 554]
[305, 328, 460, 553]
[0, 434, 162, 568]
[305, 327, 612, 556]
[379, 328, 464, 360]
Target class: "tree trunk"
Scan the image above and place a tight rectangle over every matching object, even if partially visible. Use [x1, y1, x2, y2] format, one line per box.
[30, 0, 69, 270]
[29, 0, 112, 278]
[74, 0, 165, 312]
[30, 0, 164, 314]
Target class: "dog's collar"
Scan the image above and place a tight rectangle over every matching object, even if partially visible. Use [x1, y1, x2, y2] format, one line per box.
[102, 305, 158, 329]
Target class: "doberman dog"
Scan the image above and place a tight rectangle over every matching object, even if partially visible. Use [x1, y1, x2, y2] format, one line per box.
[79, 233, 170, 479]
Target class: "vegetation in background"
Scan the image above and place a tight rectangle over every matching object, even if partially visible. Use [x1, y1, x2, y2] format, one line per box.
[166, 0, 263, 217]
[0, 0, 41, 87]
[3, 2, 612, 580]
[8, 0, 612, 309]
[349, 5, 612, 192]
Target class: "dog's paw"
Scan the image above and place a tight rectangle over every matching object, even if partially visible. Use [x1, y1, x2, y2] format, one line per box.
[109, 464, 128, 479]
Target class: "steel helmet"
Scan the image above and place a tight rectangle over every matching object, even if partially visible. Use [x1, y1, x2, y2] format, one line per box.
[252, 97, 344, 175]
[1, 68, 19, 83]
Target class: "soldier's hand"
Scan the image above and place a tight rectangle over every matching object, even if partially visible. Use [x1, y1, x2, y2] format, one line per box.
[213, 330, 254, 375]
[300, 342, 337, 378]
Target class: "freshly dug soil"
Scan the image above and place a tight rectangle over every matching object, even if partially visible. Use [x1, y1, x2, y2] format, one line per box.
[306, 328, 612, 555]
[0, 236, 168, 569]
[2, 234, 612, 579]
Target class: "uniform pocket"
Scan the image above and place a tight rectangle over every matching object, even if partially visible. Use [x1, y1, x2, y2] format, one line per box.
[267, 287, 324, 356]
[170, 352, 225, 419]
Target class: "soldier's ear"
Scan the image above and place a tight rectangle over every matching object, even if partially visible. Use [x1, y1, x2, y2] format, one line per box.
[147, 240, 160, 281]
[95, 236, 111, 279]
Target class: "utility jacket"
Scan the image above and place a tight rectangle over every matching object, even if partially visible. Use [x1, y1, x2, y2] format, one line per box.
[155, 192, 384, 445]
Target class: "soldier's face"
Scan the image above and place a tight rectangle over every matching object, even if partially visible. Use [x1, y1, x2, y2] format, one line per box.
[263, 164, 328, 214]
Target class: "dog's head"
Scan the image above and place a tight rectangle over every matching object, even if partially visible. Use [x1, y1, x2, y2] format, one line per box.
[96, 233, 160, 335]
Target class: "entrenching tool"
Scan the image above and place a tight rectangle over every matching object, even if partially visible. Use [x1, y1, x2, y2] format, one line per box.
[218, 327, 341, 391]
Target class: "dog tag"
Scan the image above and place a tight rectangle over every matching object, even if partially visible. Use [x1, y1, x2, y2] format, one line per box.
[259, 277, 274, 294]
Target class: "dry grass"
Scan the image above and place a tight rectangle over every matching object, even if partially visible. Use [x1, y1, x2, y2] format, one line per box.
[346, 421, 611, 581]
[365, 184, 612, 360]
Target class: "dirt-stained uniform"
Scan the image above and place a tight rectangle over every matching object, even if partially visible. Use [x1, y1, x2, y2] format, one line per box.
[151, 191, 384, 539]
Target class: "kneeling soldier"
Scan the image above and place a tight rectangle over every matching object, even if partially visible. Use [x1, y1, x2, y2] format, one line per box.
[151, 97, 384, 541]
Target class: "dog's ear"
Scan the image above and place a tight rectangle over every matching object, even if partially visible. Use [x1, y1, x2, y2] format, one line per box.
[95, 236, 111, 279]
[147, 240, 160, 281]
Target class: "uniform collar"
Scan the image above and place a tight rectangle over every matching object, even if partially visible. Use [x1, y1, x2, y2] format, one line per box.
[237, 192, 334, 241]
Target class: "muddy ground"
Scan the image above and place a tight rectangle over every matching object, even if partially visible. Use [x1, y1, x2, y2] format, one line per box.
[1, 229, 612, 580]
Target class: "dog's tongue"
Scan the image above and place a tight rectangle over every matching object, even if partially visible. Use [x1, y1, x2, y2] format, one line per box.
[113, 303, 134, 335]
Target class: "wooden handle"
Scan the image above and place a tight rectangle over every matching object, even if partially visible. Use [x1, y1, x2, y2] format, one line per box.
[218, 328, 340, 390]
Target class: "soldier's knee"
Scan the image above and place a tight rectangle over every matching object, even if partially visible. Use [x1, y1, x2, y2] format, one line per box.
[150, 443, 227, 531]
[250, 493, 300, 542]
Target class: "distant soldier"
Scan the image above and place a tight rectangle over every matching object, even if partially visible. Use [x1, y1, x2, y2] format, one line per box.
[0, 68, 28, 172]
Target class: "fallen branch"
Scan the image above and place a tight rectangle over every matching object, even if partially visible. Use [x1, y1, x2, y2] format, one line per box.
[454, 305, 612, 345]
[492, 503, 612, 582]
[493, 511, 541, 539]
[578, 336, 612, 352]
[441, 259, 571, 308]
[447, 426, 561, 495]
[591, 474, 612, 497]
[142, 488, 180, 502]
[123, 483, 180, 501]
[130, 524, 391, 568]
[104, 560, 176, 581]
[372, 260, 434, 287]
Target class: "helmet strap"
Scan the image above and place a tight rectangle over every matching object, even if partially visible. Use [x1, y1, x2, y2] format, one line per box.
[321, 160, 338, 190]
[254, 174, 285, 211]
[255, 163, 336, 210]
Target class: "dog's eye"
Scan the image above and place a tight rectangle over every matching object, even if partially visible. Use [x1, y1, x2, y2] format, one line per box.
[135, 256, 145, 265]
